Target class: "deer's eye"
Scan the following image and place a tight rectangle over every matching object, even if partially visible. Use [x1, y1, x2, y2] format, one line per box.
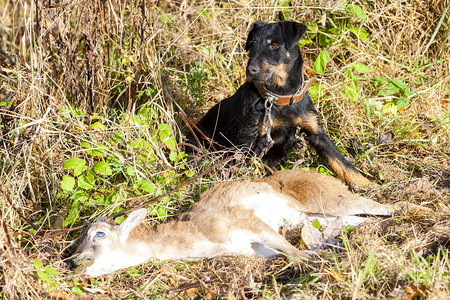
[270, 43, 279, 50]
[95, 231, 106, 238]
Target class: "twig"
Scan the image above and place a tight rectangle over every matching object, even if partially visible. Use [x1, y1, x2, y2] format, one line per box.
[170, 98, 221, 152]
[0, 186, 39, 231]
[0, 206, 13, 251]
[179, 112, 208, 154]
[36, 224, 88, 240]
[263, 164, 274, 175]
[179, 110, 219, 152]
[0, 186, 88, 239]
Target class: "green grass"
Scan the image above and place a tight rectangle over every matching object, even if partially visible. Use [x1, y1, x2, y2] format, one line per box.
[0, 0, 449, 299]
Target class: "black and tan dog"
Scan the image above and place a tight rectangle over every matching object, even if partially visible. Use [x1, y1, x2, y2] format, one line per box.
[187, 21, 373, 187]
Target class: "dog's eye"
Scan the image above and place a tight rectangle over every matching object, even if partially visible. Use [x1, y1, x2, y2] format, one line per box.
[270, 43, 279, 50]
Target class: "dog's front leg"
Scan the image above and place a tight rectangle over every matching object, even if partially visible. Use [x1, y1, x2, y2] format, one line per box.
[298, 112, 377, 188]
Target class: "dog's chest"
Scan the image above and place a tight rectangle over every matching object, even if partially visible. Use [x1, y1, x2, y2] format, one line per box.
[256, 104, 303, 139]
[245, 99, 301, 131]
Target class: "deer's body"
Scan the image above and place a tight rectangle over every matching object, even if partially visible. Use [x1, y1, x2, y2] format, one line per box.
[74, 170, 395, 276]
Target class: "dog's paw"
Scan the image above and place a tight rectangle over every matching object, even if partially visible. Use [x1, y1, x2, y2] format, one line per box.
[348, 180, 379, 192]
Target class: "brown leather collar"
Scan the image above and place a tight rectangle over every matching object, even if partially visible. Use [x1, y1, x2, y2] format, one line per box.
[255, 77, 317, 105]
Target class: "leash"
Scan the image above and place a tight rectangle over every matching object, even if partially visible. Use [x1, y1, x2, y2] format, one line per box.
[263, 95, 275, 146]
[259, 76, 317, 149]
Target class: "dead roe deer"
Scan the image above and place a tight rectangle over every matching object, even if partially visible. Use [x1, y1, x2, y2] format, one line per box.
[74, 169, 401, 276]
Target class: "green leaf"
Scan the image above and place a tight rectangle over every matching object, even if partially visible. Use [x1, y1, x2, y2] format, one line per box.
[37, 270, 52, 283]
[74, 165, 87, 177]
[351, 62, 372, 73]
[110, 132, 124, 144]
[72, 190, 89, 204]
[299, 39, 312, 46]
[318, 34, 335, 47]
[91, 121, 106, 130]
[184, 170, 194, 178]
[313, 49, 330, 74]
[80, 141, 90, 148]
[374, 76, 389, 88]
[158, 123, 171, 138]
[78, 175, 95, 190]
[88, 146, 107, 157]
[81, 142, 106, 157]
[351, 26, 368, 41]
[178, 151, 187, 160]
[93, 161, 112, 176]
[158, 123, 176, 151]
[130, 138, 148, 149]
[307, 21, 319, 33]
[63, 206, 80, 227]
[308, 83, 320, 101]
[33, 259, 43, 269]
[312, 218, 321, 229]
[44, 265, 59, 277]
[127, 267, 140, 275]
[126, 166, 136, 176]
[367, 99, 383, 111]
[164, 137, 176, 152]
[173, 151, 187, 166]
[71, 286, 84, 295]
[63, 158, 86, 170]
[134, 179, 156, 194]
[378, 82, 400, 96]
[86, 171, 95, 184]
[346, 5, 368, 21]
[156, 206, 167, 220]
[396, 97, 409, 109]
[381, 102, 398, 114]
[169, 151, 177, 162]
[110, 191, 124, 204]
[391, 79, 410, 94]
[344, 69, 358, 83]
[60, 175, 75, 192]
[343, 84, 359, 102]
[391, 79, 407, 89]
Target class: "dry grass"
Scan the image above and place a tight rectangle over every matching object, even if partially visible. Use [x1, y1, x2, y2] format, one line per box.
[0, 0, 449, 299]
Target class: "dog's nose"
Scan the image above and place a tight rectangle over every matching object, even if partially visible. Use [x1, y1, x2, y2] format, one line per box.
[247, 64, 260, 75]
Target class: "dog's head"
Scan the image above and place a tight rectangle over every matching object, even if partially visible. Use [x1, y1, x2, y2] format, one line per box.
[245, 21, 307, 89]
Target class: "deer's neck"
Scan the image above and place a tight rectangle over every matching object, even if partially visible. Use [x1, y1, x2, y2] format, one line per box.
[127, 220, 227, 261]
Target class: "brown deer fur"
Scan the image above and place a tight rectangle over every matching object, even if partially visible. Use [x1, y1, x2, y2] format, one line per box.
[74, 170, 397, 276]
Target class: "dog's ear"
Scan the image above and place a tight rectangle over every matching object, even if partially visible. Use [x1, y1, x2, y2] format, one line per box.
[280, 21, 307, 49]
[245, 21, 266, 51]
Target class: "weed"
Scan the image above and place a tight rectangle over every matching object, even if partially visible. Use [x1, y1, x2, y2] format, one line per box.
[0, 0, 448, 299]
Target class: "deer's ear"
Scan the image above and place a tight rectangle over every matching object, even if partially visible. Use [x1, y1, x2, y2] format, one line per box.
[118, 209, 147, 239]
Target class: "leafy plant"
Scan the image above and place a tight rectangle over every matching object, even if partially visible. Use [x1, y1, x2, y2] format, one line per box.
[313, 49, 330, 74]
[177, 63, 212, 107]
[59, 113, 187, 227]
[33, 259, 59, 286]
[307, 3, 370, 75]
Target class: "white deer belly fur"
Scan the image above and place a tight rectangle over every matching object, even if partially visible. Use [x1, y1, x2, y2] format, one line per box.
[242, 191, 307, 231]
[242, 190, 373, 228]
[226, 230, 283, 258]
